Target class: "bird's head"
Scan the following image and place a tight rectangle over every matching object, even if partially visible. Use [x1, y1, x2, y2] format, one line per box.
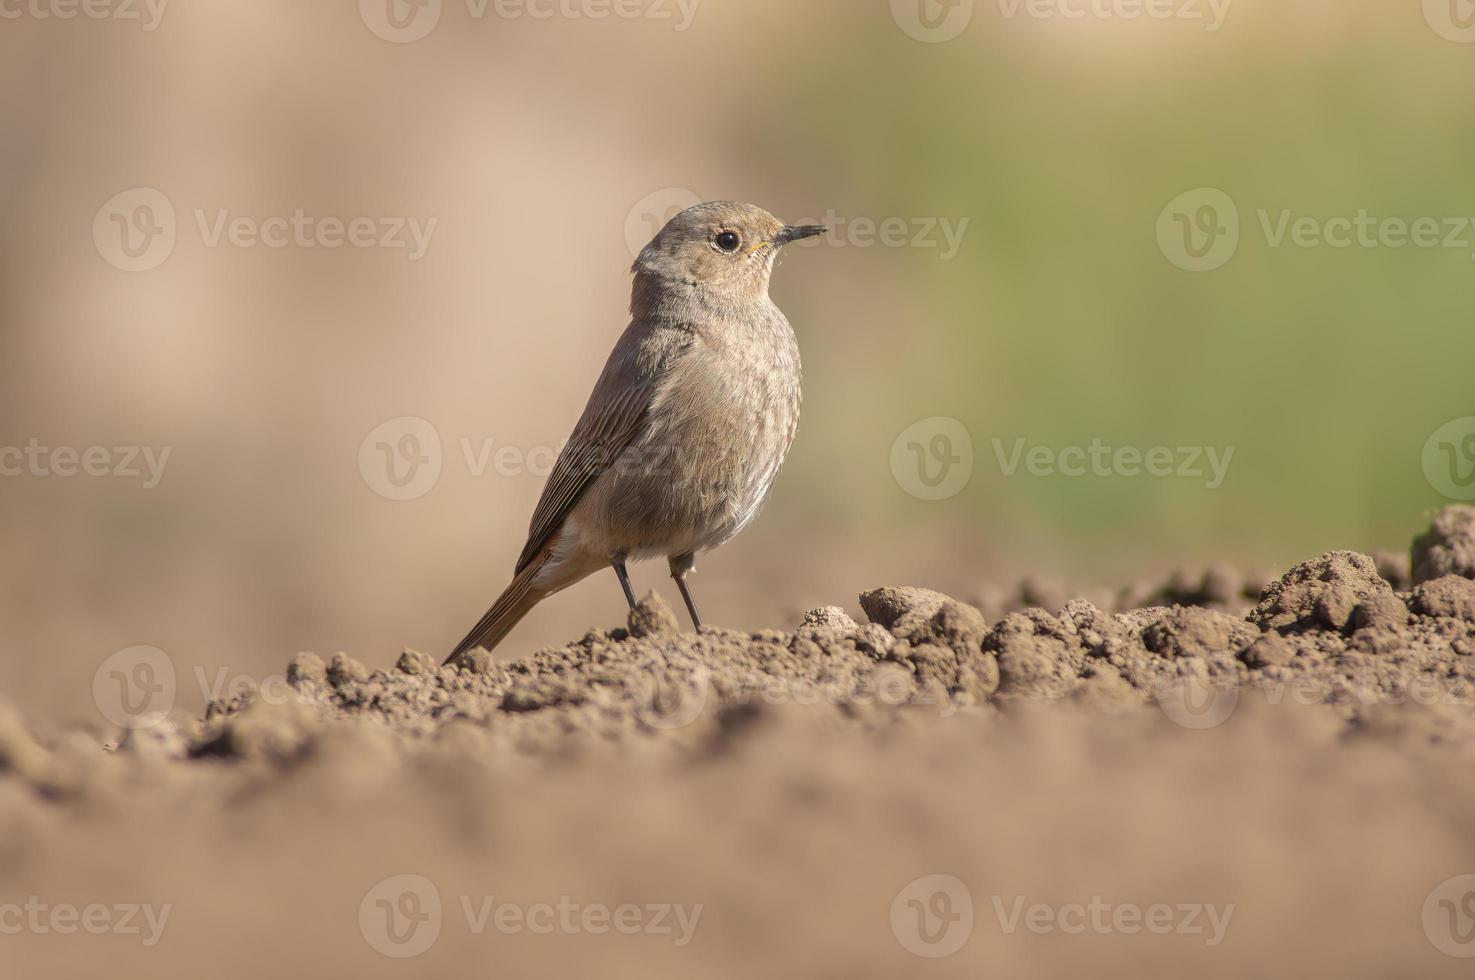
[632, 201, 825, 308]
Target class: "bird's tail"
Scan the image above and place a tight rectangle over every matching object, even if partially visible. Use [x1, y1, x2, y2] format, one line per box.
[444, 550, 553, 665]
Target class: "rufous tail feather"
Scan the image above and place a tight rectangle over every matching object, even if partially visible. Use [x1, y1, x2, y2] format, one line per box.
[444, 549, 553, 665]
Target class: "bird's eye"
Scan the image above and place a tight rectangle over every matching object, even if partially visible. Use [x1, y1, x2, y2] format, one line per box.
[715, 231, 741, 252]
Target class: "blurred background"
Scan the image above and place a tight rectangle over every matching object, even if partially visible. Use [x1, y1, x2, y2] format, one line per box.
[1, 0, 1472, 725]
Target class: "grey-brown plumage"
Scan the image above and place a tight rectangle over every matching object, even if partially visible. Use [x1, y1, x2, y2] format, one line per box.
[446, 202, 825, 664]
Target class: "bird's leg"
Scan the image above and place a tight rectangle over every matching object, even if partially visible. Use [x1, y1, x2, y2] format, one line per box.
[669, 552, 702, 630]
[610, 555, 638, 611]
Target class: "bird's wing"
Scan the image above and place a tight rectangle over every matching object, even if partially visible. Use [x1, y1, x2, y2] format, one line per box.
[514, 321, 692, 573]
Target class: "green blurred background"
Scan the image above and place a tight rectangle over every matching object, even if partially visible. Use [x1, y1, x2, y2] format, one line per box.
[0, 0, 1470, 723]
[771, 5, 1475, 564]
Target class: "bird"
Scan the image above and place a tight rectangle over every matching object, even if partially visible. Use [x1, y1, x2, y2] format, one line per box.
[445, 201, 826, 665]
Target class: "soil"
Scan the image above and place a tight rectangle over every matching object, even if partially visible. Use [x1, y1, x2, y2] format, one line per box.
[4, 507, 1475, 978]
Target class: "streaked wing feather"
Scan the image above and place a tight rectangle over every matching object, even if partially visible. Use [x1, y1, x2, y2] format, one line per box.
[514, 326, 689, 573]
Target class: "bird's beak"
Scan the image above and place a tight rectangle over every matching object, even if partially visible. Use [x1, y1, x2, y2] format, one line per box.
[774, 225, 828, 246]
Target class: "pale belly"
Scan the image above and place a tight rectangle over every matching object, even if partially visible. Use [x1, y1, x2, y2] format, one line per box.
[571, 357, 800, 563]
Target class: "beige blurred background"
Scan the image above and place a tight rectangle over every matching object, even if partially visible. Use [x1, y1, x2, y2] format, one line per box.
[2, 0, 1472, 725]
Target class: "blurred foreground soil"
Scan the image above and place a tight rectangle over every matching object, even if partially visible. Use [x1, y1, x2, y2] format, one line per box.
[4, 507, 1475, 978]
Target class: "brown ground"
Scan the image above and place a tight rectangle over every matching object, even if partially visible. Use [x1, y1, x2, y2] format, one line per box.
[4, 507, 1475, 978]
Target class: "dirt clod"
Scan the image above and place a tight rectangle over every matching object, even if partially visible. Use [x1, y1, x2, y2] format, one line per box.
[629, 591, 680, 637]
[1249, 551, 1391, 632]
[395, 649, 437, 675]
[1410, 575, 1475, 622]
[1412, 504, 1475, 584]
[859, 585, 949, 641]
[327, 652, 368, 685]
[286, 652, 326, 685]
[802, 606, 859, 631]
[929, 599, 989, 656]
[1350, 592, 1411, 632]
[1241, 632, 1294, 668]
[1144, 607, 1257, 659]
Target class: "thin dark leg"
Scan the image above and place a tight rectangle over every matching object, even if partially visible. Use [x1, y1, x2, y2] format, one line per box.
[611, 558, 637, 611]
[675, 577, 702, 630]
[670, 553, 702, 630]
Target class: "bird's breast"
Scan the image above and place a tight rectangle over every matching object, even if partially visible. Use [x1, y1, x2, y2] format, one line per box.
[587, 312, 802, 557]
